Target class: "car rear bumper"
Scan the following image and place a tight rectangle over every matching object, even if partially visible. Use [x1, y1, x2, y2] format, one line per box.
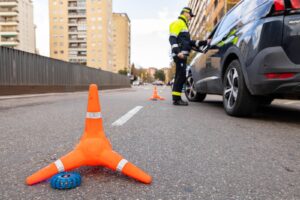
[246, 47, 300, 98]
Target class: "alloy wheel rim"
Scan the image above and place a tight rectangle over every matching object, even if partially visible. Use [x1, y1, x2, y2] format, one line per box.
[224, 68, 239, 109]
[186, 76, 197, 99]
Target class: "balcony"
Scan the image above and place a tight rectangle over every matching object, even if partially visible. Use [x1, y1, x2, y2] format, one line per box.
[68, 18, 86, 26]
[69, 58, 87, 65]
[1, 26, 18, 31]
[69, 54, 87, 59]
[69, 45, 86, 50]
[0, 35, 18, 45]
[0, 0, 18, 7]
[69, 38, 86, 43]
[68, 30, 86, 35]
[68, 11, 86, 18]
[68, 23, 78, 27]
[0, 41, 18, 46]
[0, 16, 18, 22]
[69, 44, 87, 48]
[0, 20, 17, 25]
[0, 27, 18, 36]
[0, 9, 18, 16]
[68, 29, 79, 34]
[68, 6, 85, 10]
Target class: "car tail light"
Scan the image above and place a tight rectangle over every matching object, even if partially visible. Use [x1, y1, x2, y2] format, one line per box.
[274, 0, 285, 11]
[265, 73, 295, 79]
[290, 0, 300, 9]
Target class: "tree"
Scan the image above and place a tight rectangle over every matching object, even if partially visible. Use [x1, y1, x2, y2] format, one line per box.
[169, 62, 176, 80]
[144, 72, 154, 83]
[131, 63, 138, 77]
[118, 68, 128, 75]
[154, 70, 165, 82]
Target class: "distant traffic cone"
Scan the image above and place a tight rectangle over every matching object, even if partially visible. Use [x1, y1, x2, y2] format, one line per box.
[149, 86, 165, 101]
[26, 84, 152, 185]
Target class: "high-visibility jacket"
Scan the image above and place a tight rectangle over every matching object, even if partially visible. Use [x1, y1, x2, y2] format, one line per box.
[169, 15, 207, 58]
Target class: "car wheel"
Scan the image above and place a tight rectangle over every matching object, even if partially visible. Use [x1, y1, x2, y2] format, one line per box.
[185, 75, 206, 102]
[223, 60, 258, 116]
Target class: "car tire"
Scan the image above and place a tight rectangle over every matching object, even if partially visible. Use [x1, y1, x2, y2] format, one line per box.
[223, 60, 258, 117]
[185, 75, 206, 102]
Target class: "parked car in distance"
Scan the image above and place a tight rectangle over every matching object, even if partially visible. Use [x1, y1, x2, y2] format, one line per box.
[186, 0, 300, 117]
[132, 81, 141, 86]
[152, 80, 164, 86]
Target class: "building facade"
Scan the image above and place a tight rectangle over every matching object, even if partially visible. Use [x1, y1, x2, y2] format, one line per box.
[112, 13, 130, 73]
[188, 0, 240, 40]
[147, 67, 157, 79]
[49, 0, 113, 71]
[0, 0, 36, 53]
[162, 67, 172, 83]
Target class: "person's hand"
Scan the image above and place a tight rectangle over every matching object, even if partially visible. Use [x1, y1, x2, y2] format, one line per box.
[177, 52, 185, 59]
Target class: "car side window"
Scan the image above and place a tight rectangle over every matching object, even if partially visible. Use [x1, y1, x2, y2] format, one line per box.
[242, 0, 269, 14]
[208, 22, 220, 39]
[215, 2, 244, 37]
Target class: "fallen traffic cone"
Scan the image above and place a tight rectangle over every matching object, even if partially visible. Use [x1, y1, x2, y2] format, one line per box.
[26, 84, 152, 185]
[149, 86, 165, 101]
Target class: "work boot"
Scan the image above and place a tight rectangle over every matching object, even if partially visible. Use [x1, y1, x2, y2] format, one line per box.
[173, 99, 189, 106]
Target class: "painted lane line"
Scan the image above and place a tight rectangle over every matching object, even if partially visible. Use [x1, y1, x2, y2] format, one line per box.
[112, 106, 143, 126]
[283, 101, 297, 105]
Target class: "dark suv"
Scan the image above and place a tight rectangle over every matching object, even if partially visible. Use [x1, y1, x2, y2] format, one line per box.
[186, 0, 300, 116]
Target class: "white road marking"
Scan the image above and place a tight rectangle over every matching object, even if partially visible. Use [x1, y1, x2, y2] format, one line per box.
[112, 106, 143, 126]
[283, 101, 298, 105]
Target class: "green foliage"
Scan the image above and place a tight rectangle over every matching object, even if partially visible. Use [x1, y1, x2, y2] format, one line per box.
[154, 70, 166, 82]
[118, 68, 128, 75]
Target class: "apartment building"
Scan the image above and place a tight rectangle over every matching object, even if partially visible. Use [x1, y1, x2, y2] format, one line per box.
[162, 67, 172, 83]
[147, 67, 157, 79]
[0, 0, 36, 53]
[49, 0, 113, 71]
[188, 0, 240, 40]
[112, 13, 130, 74]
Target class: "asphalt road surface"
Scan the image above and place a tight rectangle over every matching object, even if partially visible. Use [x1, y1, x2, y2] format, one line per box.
[0, 86, 299, 200]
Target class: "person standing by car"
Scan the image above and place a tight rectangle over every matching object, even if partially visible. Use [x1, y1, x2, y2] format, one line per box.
[169, 7, 209, 106]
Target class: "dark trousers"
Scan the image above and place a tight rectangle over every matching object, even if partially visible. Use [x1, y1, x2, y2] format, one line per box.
[172, 57, 187, 101]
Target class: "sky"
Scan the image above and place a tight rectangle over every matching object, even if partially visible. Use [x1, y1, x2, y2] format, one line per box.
[33, 0, 188, 69]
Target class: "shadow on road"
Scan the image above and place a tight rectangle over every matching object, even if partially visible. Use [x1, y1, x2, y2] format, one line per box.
[254, 105, 300, 124]
[202, 100, 223, 108]
[200, 100, 300, 125]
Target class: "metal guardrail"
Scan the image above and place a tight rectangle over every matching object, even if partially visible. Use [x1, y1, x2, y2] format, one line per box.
[0, 47, 130, 95]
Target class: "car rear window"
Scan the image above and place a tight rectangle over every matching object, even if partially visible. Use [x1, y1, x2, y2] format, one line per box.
[215, 2, 244, 36]
[242, 0, 269, 15]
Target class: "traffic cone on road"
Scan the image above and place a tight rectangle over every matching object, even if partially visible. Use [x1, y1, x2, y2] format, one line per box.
[26, 84, 152, 185]
[149, 86, 165, 101]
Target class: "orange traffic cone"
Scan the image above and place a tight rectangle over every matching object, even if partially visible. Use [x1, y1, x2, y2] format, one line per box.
[26, 84, 152, 185]
[149, 86, 165, 101]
